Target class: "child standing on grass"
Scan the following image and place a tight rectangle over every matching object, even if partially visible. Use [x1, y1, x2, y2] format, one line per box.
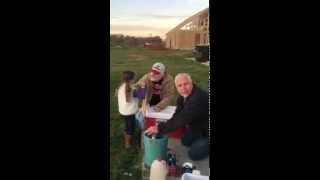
[116, 71, 140, 149]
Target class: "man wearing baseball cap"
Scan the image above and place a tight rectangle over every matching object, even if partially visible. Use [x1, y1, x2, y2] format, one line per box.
[136, 62, 175, 112]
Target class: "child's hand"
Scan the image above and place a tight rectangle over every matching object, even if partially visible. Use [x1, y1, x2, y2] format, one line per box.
[140, 81, 146, 88]
[132, 84, 139, 90]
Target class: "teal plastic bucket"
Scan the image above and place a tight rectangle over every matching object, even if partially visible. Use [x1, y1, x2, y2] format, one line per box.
[143, 133, 168, 167]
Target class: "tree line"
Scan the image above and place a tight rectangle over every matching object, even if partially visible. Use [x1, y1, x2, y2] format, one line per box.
[110, 34, 163, 47]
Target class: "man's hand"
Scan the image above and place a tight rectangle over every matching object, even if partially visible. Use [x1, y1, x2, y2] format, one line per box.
[154, 106, 162, 112]
[145, 125, 159, 135]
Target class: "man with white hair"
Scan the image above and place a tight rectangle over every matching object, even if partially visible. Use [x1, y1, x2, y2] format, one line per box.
[145, 73, 209, 161]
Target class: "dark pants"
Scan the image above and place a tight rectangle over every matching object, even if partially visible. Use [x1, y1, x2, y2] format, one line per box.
[122, 115, 136, 135]
[181, 130, 209, 161]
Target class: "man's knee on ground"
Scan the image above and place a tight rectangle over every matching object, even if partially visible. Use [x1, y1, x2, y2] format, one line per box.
[181, 135, 193, 147]
[181, 130, 199, 147]
[188, 139, 209, 161]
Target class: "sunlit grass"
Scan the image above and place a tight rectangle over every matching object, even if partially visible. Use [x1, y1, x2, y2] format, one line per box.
[110, 47, 209, 179]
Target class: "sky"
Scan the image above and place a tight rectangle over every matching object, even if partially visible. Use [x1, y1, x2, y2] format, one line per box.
[110, 0, 209, 39]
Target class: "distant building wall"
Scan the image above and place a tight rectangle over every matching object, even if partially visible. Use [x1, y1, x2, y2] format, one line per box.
[165, 8, 209, 50]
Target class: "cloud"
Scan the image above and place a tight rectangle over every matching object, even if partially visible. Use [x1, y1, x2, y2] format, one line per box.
[188, 0, 208, 3]
[111, 15, 185, 22]
[111, 24, 167, 31]
[148, 14, 189, 19]
[110, 16, 144, 22]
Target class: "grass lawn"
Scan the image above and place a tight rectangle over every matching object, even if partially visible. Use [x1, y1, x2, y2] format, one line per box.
[110, 46, 209, 180]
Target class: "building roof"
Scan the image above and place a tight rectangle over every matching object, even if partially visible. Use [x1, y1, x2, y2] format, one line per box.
[166, 8, 209, 35]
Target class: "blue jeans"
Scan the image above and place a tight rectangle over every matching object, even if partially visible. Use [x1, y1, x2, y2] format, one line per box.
[181, 130, 209, 161]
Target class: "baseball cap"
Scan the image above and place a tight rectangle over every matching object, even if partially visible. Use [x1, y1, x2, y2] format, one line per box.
[150, 62, 165, 76]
